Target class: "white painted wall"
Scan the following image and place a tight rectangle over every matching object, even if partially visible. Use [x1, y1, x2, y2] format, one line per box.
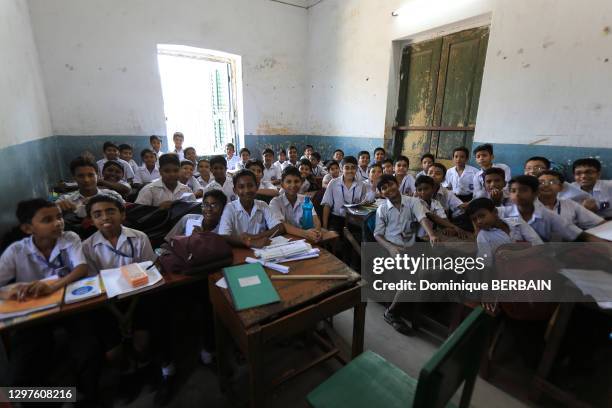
[0, 0, 52, 149]
[475, 0, 612, 148]
[27, 0, 309, 138]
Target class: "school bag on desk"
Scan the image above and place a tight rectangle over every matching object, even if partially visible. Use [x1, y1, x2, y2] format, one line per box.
[158, 231, 234, 276]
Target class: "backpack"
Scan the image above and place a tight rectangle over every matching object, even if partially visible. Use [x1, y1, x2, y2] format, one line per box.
[158, 231, 234, 275]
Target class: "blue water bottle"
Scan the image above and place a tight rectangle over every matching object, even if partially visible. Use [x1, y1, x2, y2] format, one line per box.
[301, 196, 314, 229]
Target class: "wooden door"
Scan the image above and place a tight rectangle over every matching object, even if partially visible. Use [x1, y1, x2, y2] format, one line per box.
[394, 27, 489, 169]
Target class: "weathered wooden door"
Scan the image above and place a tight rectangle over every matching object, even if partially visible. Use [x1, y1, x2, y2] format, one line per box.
[394, 27, 489, 169]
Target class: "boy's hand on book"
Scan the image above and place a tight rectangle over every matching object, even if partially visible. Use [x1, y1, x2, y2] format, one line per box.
[57, 200, 77, 212]
[25, 281, 56, 298]
[304, 229, 322, 243]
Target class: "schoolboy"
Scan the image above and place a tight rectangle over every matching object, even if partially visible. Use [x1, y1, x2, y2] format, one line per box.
[281, 145, 299, 171]
[57, 157, 124, 218]
[274, 148, 287, 168]
[218, 169, 283, 247]
[203, 155, 237, 201]
[179, 160, 204, 198]
[472, 144, 511, 198]
[133, 148, 160, 186]
[498, 175, 604, 242]
[119, 143, 139, 176]
[135, 153, 196, 208]
[246, 159, 279, 197]
[355, 151, 371, 182]
[322, 160, 340, 188]
[321, 156, 367, 231]
[427, 163, 464, 218]
[372, 147, 386, 164]
[270, 167, 325, 243]
[482, 167, 511, 207]
[97, 141, 135, 182]
[571, 158, 612, 218]
[150, 135, 163, 157]
[416, 153, 434, 178]
[414, 175, 468, 238]
[444, 146, 478, 201]
[523, 156, 589, 203]
[225, 142, 240, 170]
[333, 149, 345, 163]
[234, 148, 251, 170]
[537, 170, 604, 230]
[310, 152, 328, 177]
[394, 155, 416, 195]
[363, 162, 383, 202]
[301, 144, 314, 161]
[100, 160, 131, 197]
[262, 148, 281, 185]
[184, 147, 198, 173]
[197, 158, 214, 189]
[381, 158, 394, 176]
[165, 189, 227, 241]
[297, 158, 319, 194]
[172, 132, 185, 160]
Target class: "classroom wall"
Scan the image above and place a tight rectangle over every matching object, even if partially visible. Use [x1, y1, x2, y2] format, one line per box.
[0, 0, 56, 235]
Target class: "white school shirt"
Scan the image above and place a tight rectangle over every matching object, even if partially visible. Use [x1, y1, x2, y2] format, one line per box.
[321, 176, 367, 217]
[281, 160, 299, 171]
[480, 189, 512, 207]
[417, 198, 447, 238]
[362, 180, 378, 202]
[535, 199, 604, 230]
[218, 199, 280, 237]
[273, 160, 285, 168]
[133, 165, 160, 185]
[226, 155, 240, 170]
[135, 179, 196, 206]
[82, 226, 155, 275]
[173, 148, 185, 161]
[203, 177, 236, 202]
[415, 170, 426, 178]
[58, 188, 124, 218]
[557, 182, 590, 203]
[443, 165, 479, 196]
[571, 180, 612, 219]
[164, 214, 221, 243]
[476, 218, 543, 266]
[397, 174, 416, 195]
[185, 176, 203, 193]
[234, 160, 249, 171]
[312, 163, 328, 177]
[298, 179, 311, 194]
[262, 163, 282, 183]
[497, 204, 582, 242]
[96, 158, 135, 181]
[473, 163, 512, 198]
[374, 196, 427, 247]
[433, 187, 464, 218]
[322, 173, 337, 188]
[127, 159, 139, 177]
[197, 174, 214, 189]
[0, 232, 86, 287]
[356, 166, 369, 182]
[270, 193, 317, 228]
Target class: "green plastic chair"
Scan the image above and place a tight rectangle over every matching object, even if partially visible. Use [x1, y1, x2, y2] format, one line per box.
[307, 307, 491, 408]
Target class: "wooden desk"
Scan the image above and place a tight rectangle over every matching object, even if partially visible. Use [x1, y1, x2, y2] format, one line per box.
[209, 247, 366, 408]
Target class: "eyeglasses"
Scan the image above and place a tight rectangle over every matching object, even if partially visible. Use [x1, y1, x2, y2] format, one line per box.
[539, 180, 561, 186]
[202, 202, 222, 209]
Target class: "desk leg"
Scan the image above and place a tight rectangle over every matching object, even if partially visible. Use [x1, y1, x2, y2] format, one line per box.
[246, 329, 265, 408]
[351, 301, 367, 358]
[214, 309, 232, 394]
[0, 333, 9, 385]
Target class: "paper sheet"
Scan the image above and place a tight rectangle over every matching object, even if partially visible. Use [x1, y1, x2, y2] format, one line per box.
[216, 277, 228, 289]
[560, 268, 612, 309]
[586, 221, 612, 241]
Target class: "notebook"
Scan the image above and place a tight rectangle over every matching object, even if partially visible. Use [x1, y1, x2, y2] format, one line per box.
[222, 263, 280, 311]
[100, 261, 164, 299]
[64, 275, 103, 304]
[0, 282, 65, 320]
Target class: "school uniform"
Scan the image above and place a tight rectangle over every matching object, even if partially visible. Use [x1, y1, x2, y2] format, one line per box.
[356, 166, 369, 182]
[374, 196, 427, 247]
[312, 163, 328, 177]
[322, 173, 337, 188]
[133, 165, 160, 184]
[571, 180, 612, 218]
[433, 186, 464, 218]
[127, 159, 139, 177]
[362, 179, 378, 202]
[298, 178, 315, 194]
[58, 188, 124, 218]
[263, 163, 281, 183]
[185, 176, 204, 194]
[218, 199, 281, 237]
[273, 160, 286, 169]
[497, 204, 582, 242]
[173, 148, 185, 161]
[82, 226, 156, 274]
[281, 160, 299, 171]
[415, 170, 426, 178]
[321, 176, 367, 217]
[536, 199, 604, 230]
[397, 174, 416, 196]
[480, 189, 512, 207]
[476, 218, 543, 265]
[197, 174, 214, 190]
[164, 214, 221, 243]
[203, 177, 237, 201]
[234, 160, 249, 171]
[443, 165, 479, 199]
[557, 181, 591, 203]
[134, 179, 196, 206]
[418, 198, 446, 238]
[270, 193, 318, 228]
[226, 155, 240, 170]
[473, 163, 512, 198]
[96, 157, 135, 181]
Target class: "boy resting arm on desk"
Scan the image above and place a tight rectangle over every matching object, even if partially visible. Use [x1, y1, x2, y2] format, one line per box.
[135, 153, 196, 209]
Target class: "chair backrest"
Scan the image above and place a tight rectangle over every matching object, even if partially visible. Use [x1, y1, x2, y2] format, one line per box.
[412, 307, 491, 408]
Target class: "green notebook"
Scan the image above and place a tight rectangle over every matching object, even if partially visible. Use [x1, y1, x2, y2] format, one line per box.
[223, 263, 280, 311]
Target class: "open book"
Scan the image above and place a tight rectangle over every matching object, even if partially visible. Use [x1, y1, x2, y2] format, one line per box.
[0, 280, 64, 320]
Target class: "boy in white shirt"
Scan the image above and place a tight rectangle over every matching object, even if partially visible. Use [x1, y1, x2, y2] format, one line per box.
[184, 147, 198, 174]
[234, 148, 251, 171]
[427, 163, 465, 218]
[197, 158, 214, 189]
[96, 141, 135, 182]
[246, 159, 279, 197]
[394, 155, 416, 196]
[523, 156, 589, 203]
[322, 160, 340, 188]
[382, 158, 394, 176]
[150, 135, 163, 157]
[135, 154, 196, 208]
[179, 160, 204, 198]
[444, 146, 479, 201]
[262, 148, 281, 185]
[301, 144, 314, 161]
[333, 149, 345, 163]
[203, 155, 237, 202]
[281, 146, 299, 171]
[356, 151, 370, 182]
[572, 158, 612, 218]
[172, 132, 185, 160]
[415, 153, 434, 178]
[472, 144, 511, 198]
[310, 152, 327, 178]
[363, 162, 383, 202]
[100, 160, 131, 198]
[133, 149, 160, 186]
[372, 147, 386, 165]
[224, 142, 240, 170]
[481, 167, 512, 207]
[274, 148, 287, 169]
[119, 144, 139, 177]
[165, 189, 228, 241]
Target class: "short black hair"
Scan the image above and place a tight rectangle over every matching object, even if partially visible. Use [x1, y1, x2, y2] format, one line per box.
[311, 152, 321, 161]
[203, 189, 227, 209]
[239, 148, 251, 155]
[70, 156, 98, 175]
[304, 144, 313, 150]
[184, 147, 196, 155]
[159, 153, 181, 169]
[150, 135, 162, 143]
[287, 145, 297, 153]
[278, 149, 287, 155]
[420, 153, 435, 162]
[394, 155, 410, 166]
[465, 197, 496, 217]
[118, 144, 132, 152]
[573, 158, 601, 173]
[140, 148, 155, 159]
[173, 131, 184, 139]
[262, 148, 274, 156]
[86, 194, 126, 217]
[180, 160, 195, 168]
[102, 160, 124, 174]
[473, 143, 493, 155]
[374, 147, 386, 155]
[382, 158, 394, 166]
[333, 149, 345, 155]
[429, 162, 447, 176]
[415, 175, 435, 187]
[483, 167, 506, 180]
[225, 142, 235, 150]
[369, 162, 382, 171]
[525, 156, 551, 169]
[509, 175, 539, 192]
[326, 160, 339, 169]
[341, 156, 358, 167]
[209, 155, 227, 169]
[281, 166, 302, 181]
[452, 146, 470, 158]
[103, 141, 119, 151]
[298, 158, 313, 170]
[358, 150, 370, 158]
[16, 198, 57, 225]
[376, 174, 398, 191]
[539, 170, 565, 184]
[246, 159, 264, 172]
[197, 158, 209, 165]
[232, 169, 257, 186]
